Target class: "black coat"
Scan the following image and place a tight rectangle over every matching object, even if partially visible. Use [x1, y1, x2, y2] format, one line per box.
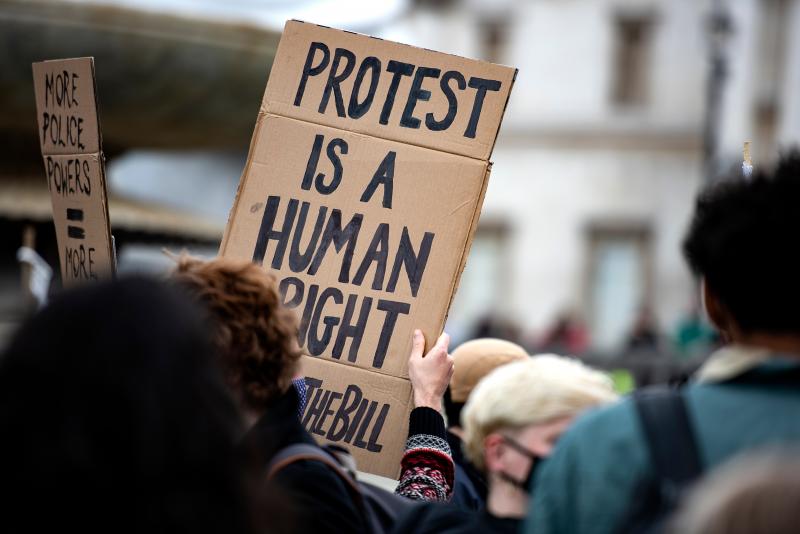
[447, 430, 488, 511]
[241, 388, 368, 534]
[392, 503, 520, 534]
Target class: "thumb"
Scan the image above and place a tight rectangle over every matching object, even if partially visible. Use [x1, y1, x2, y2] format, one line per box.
[435, 332, 450, 355]
[410, 329, 425, 360]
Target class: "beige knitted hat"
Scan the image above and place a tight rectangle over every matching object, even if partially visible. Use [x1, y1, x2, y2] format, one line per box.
[449, 338, 528, 403]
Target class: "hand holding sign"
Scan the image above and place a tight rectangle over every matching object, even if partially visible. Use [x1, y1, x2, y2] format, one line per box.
[408, 330, 453, 413]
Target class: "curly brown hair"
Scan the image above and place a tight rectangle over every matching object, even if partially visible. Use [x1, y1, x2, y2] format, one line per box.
[171, 256, 301, 413]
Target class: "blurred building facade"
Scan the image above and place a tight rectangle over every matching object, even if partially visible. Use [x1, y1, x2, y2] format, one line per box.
[2, 0, 799, 355]
[381, 0, 800, 352]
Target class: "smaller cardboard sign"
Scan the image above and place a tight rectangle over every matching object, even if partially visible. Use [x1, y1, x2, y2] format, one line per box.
[301, 355, 411, 478]
[32, 58, 113, 284]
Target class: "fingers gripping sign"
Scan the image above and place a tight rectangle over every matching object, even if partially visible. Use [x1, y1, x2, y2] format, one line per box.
[408, 329, 454, 413]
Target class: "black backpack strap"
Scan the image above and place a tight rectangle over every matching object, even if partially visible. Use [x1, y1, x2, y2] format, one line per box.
[266, 443, 400, 533]
[634, 388, 703, 497]
[323, 444, 359, 479]
[266, 443, 362, 493]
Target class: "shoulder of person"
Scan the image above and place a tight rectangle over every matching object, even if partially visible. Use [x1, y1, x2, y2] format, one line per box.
[527, 397, 650, 534]
[274, 457, 352, 489]
[273, 458, 370, 533]
[560, 396, 642, 454]
[391, 502, 475, 534]
[271, 456, 361, 510]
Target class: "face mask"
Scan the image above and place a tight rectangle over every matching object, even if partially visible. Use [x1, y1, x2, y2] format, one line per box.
[497, 434, 545, 494]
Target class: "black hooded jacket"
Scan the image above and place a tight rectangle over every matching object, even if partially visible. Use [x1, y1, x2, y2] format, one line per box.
[241, 388, 368, 534]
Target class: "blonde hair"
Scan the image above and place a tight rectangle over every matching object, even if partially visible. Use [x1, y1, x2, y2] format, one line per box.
[461, 354, 617, 471]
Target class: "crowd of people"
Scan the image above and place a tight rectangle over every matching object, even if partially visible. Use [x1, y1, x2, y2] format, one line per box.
[2, 152, 800, 533]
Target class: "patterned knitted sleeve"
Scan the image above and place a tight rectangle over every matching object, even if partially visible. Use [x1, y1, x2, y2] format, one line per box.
[394, 407, 455, 502]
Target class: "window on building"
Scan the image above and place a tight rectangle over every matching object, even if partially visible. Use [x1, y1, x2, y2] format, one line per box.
[611, 15, 655, 107]
[585, 224, 652, 351]
[480, 18, 509, 64]
[754, 0, 790, 164]
[755, 103, 778, 165]
[413, 0, 456, 8]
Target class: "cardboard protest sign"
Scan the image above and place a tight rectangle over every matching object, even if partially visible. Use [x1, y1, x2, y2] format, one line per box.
[300, 355, 412, 477]
[261, 21, 515, 160]
[32, 57, 114, 285]
[221, 20, 516, 477]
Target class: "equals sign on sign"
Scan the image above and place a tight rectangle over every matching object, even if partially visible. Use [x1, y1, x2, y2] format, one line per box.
[66, 208, 85, 239]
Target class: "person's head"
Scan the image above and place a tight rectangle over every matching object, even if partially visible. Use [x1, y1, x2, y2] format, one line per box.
[683, 150, 800, 342]
[462, 355, 617, 514]
[671, 449, 800, 534]
[172, 256, 301, 415]
[444, 338, 528, 428]
[0, 277, 250, 533]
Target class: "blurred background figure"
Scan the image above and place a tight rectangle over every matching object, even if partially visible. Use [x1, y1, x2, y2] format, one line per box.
[673, 302, 719, 358]
[671, 450, 800, 534]
[443, 338, 529, 511]
[0, 278, 258, 533]
[2, 0, 800, 385]
[538, 310, 589, 355]
[469, 315, 522, 346]
[626, 305, 661, 352]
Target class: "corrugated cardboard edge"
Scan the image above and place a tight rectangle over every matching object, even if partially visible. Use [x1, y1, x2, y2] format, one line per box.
[87, 58, 104, 154]
[97, 157, 114, 271]
[89, 59, 114, 269]
[438, 163, 493, 340]
[486, 68, 517, 159]
[219, 109, 267, 256]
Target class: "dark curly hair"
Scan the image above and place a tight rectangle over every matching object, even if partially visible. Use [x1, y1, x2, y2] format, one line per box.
[683, 149, 800, 334]
[172, 256, 302, 413]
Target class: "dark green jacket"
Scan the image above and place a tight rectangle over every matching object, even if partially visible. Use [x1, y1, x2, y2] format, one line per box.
[525, 350, 800, 534]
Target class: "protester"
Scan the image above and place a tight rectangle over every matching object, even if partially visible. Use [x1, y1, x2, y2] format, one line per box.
[626, 305, 660, 351]
[470, 315, 521, 344]
[443, 338, 528, 509]
[393, 354, 617, 533]
[526, 151, 800, 534]
[670, 449, 800, 534]
[538, 311, 589, 355]
[395, 329, 456, 501]
[172, 256, 368, 533]
[0, 278, 256, 533]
